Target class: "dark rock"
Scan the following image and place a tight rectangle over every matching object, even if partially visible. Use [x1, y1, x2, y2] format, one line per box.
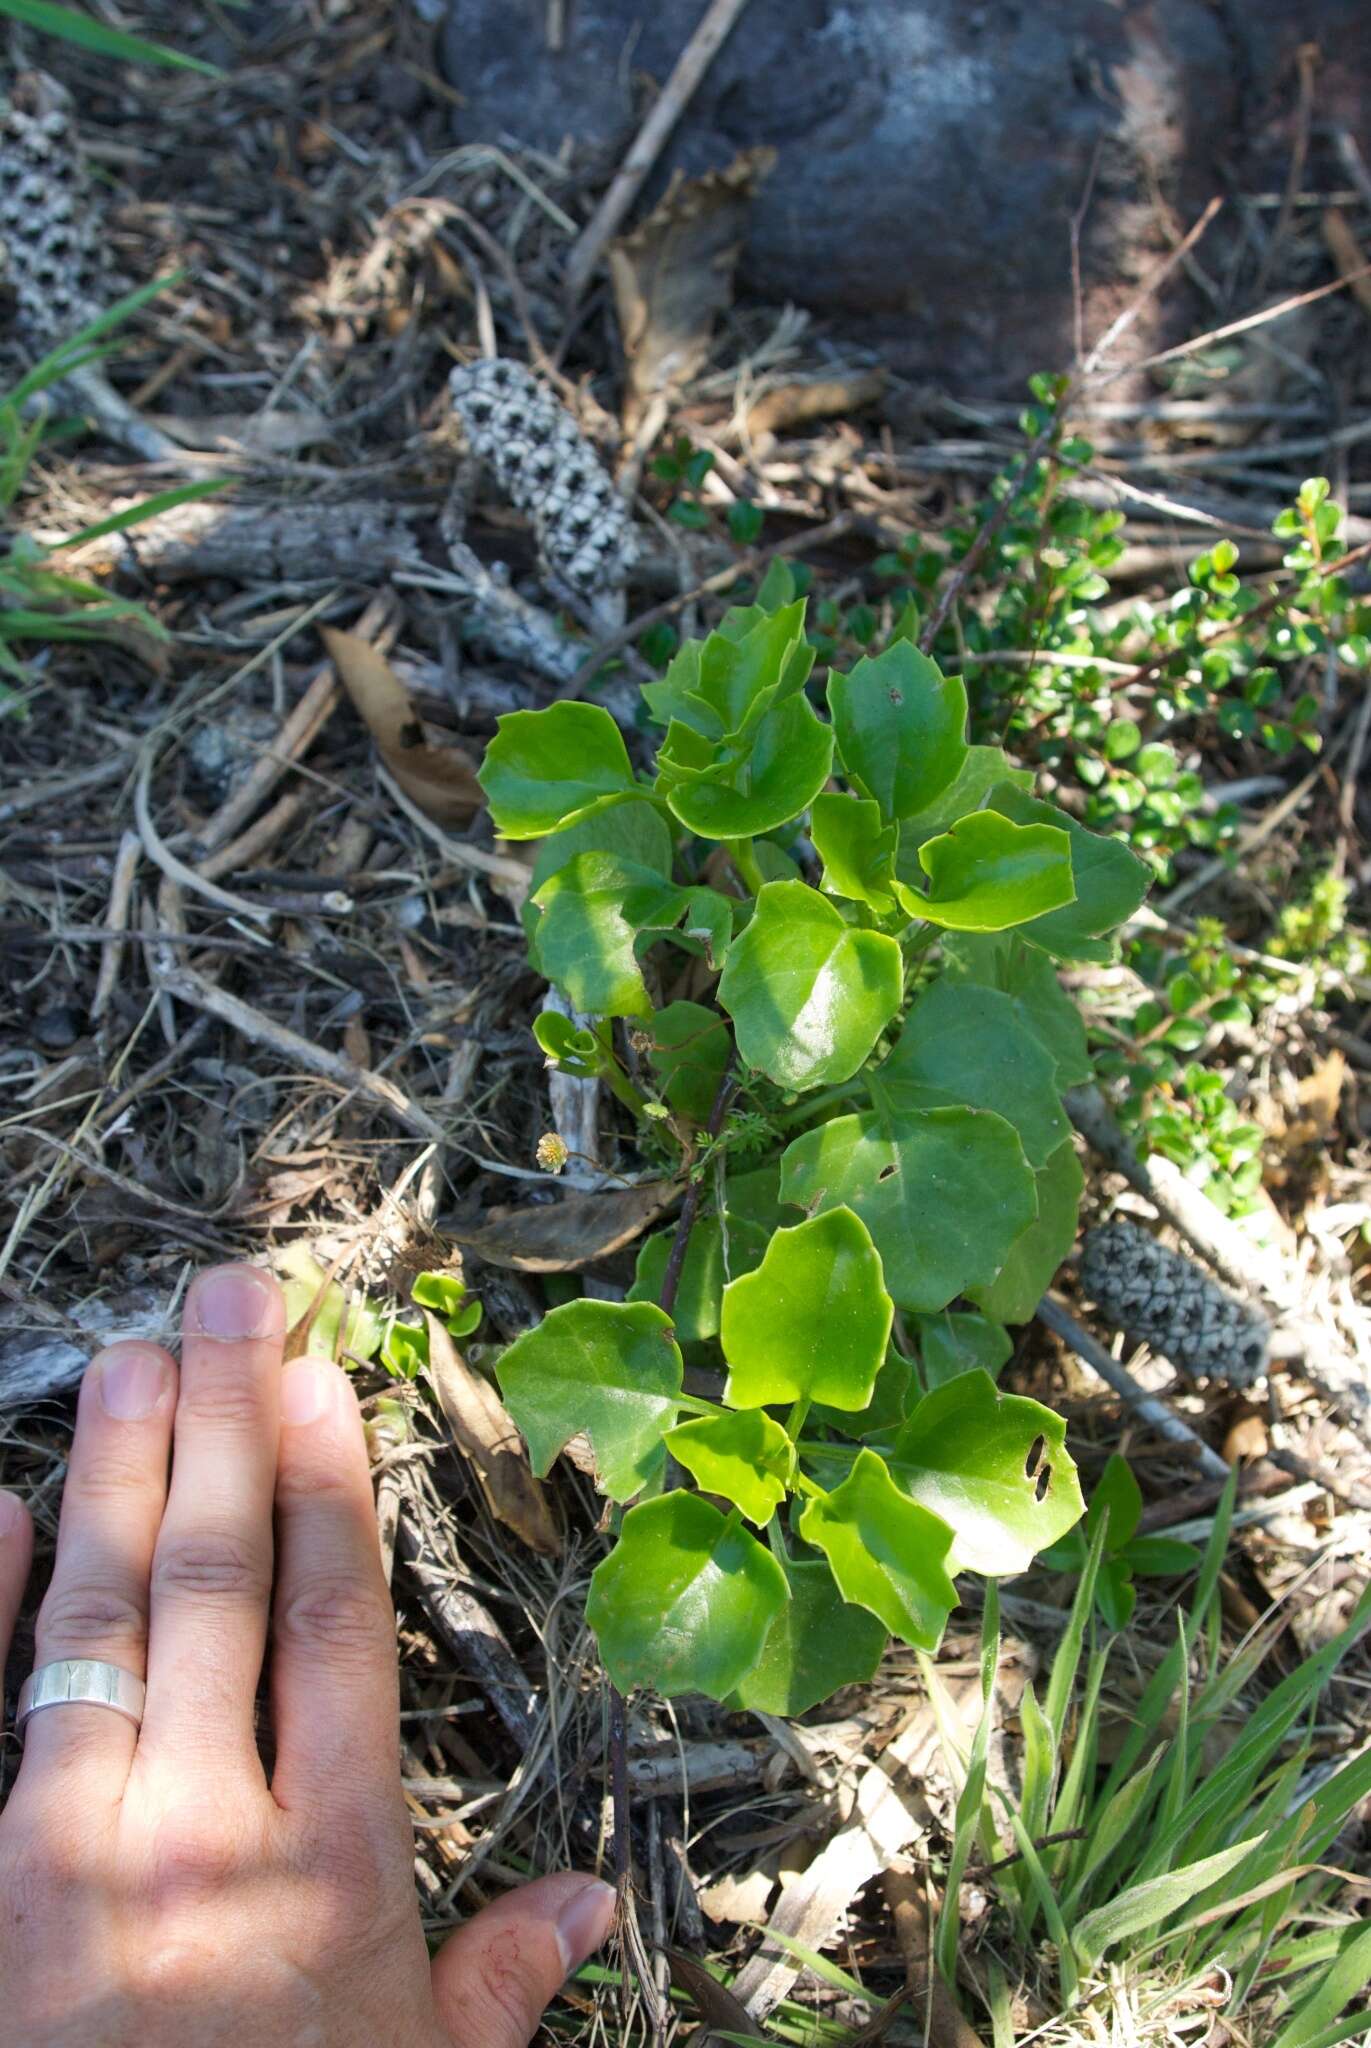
[437, 0, 1371, 392]
[32, 1005, 81, 1051]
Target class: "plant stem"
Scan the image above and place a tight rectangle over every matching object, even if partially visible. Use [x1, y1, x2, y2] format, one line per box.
[593, 1023, 652, 1118]
[775, 1082, 860, 1132]
[657, 1063, 737, 1317]
[725, 835, 766, 895]
[785, 1396, 811, 1442]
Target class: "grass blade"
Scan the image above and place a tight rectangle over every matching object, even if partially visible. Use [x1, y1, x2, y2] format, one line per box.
[1071, 1835, 1265, 1972]
[50, 477, 231, 551]
[1269, 1921, 1371, 2048]
[0, 0, 220, 73]
[935, 1581, 999, 1985]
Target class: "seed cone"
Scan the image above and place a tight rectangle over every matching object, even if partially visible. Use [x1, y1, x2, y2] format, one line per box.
[0, 73, 108, 346]
[1081, 1219, 1269, 1386]
[449, 359, 635, 617]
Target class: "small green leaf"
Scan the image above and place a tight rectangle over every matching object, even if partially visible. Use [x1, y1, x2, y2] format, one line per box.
[781, 1108, 1038, 1313]
[889, 1371, 1084, 1575]
[586, 1492, 788, 1696]
[810, 791, 898, 912]
[718, 881, 903, 1089]
[1084, 1452, 1141, 1552]
[664, 692, 834, 839]
[1122, 1535, 1204, 1575]
[914, 1311, 1012, 1389]
[721, 1208, 893, 1412]
[411, 1271, 482, 1340]
[531, 853, 658, 1018]
[382, 1319, 428, 1379]
[496, 1300, 683, 1502]
[987, 784, 1150, 961]
[277, 1245, 383, 1362]
[799, 1449, 957, 1649]
[532, 1010, 600, 1077]
[523, 797, 674, 964]
[827, 643, 968, 823]
[665, 1410, 794, 1523]
[1095, 1557, 1137, 1631]
[968, 1138, 1084, 1325]
[629, 1220, 725, 1343]
[872, 980, 1069, 1167]
[728, 1553, 886, 1714]
[646, 1002, 731, 1122]
[480, 703, 637, 838]
[900, 810, 1075, 932]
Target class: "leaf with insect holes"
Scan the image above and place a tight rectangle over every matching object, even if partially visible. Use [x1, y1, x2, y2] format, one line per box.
[647, 1002, 731, 1123]
[628, 1219, 725, 1342]
[664, 693, 834, 839]
[780, 1107, 1037, 1314]
[728, 1554, 887, 1715]
[987, 783, 1150, 962]
[479, 702, 637, 838]
[718, 881, 903, 1089]
[888, 1370, 1084, 1575]
[915, 1311, 1012, 1389]
[587, 1492, 788, 1696]
[721, 1207, 892, 1412]
[664, 1410, 794, 1523]
[968, 1138, 1084, 1324]
[827, 642, 968, 824]
[810, 792, 898, 912]
[799, 1449, 957, 1649]
[898, 810, 1075, 932]
[531, 852, 659, 1018]
[495, 1299, 683, 1501]
[872, 979, 1069, 1167]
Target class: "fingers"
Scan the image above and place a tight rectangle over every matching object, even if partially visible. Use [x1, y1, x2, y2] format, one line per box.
[18, 1343, 174, 1793]
[268, 1357, 402, 1826]
[139, 1265, 284, 1779]
[431, 1873, 616, 2048]
[0, 1489, 32, 1670]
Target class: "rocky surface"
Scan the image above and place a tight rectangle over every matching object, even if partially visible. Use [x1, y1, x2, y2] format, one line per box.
[437, 0, 1371, 391]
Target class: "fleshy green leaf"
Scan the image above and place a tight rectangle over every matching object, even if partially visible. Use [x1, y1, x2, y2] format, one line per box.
[988, 783, 1150, 961]
[728, 1554, 887, 1714]
[532, 1010, 600, 1077]
[411, 1271, 482, 1340]
[646, 1001, 731, 1122]
[531, 852, 658, 1018]
[586, 1493, 788, 1696]
[1122, 1535, 1204, 1575]
[719, 1163, 788, 1274]
[1087, 1452, 1143, 1552]
[827, 643, 968, 823]
[495, 1300, 683, 1502]
[940, 931, 1092, 1087]
[914, 1311, 1013, 1389]
[479, 703, 637, 838]
[664, 1410, 794, 1523]
[717, 881, 903, 1089]
[798, 1449, 957, 1649]
[277, 1245, 383, 1362]
[897, 747, 1032, 853]
[780, 1107, 1038, 1313]
[872, 980, 1069, 1167]
[810, 791, 898, 912]
[664, 694, 834, 839]
[523, 797, 674, 965]
[900, 810, 1075, 932]
[889, 1370, 1085, 1575]
[721, 1208, 893, 1412]
[643, 602, 811, 739]
[628, 1220, 725, 1342]
[968, 1138, 1084, 1324]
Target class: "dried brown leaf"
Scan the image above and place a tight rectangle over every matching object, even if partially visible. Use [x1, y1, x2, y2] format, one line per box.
[451, 1180, 680, 1271]
[423, 1311, 561, 1556]
[666, 1949, 762, 2040]
[324, 625, 484, 827]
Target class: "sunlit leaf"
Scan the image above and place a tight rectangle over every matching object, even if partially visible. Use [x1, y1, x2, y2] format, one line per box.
[665, 1409, 794, 1523]
[496, 1299, 683, 1501]
[664, 693, 834, 839]
[827, 642, 968, 823]
[721, 1208, 893, 1412]
[872, 979, 1069, 1167]
[899, 810, 1075, 932]
[799, 1449, 957, 1648]
[988, 783, 1150, 962]
[810, 791, 898, 912]
[480, 702, 637, 837]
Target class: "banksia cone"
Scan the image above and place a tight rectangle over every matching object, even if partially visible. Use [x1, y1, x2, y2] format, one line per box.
[0, 73, 107, 346]
[1081, 1220, 1269, 1386]
[449, 359, 635, 623]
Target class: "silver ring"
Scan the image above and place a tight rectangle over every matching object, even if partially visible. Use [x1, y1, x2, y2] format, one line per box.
[16, 1659, 146, 1737]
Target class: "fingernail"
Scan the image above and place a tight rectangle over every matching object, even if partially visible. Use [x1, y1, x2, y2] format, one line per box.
[0, 1491, 24, 1537]
[98, 1344, 171, 1422]
[192, 1266, 274, 1342]
[554, 1878, 616, 1974]
[281, 1357, 335, 1427]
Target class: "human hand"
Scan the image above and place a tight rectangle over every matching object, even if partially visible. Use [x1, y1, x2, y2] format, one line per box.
[0, 1263, 614, 2047]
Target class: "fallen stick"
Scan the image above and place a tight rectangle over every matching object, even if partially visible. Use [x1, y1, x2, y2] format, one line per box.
[89, 829, 141, 1024]
[395, 1505, 537, 1751]
[1064, 1084, 1371, 1435]
[157, 964, 446, 1144]
[564, 0, 755, 302]
[1036, 1293, 1230, 1481]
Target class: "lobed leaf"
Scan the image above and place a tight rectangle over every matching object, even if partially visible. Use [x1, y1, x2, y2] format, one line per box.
[901, 810, 1075, 932]
[531, 852, 659, 1018]
[479, 702, 637, 838]
[940, 930, 1092, 1087]
[495, 1299, 683, 1502]
[721, 1207, 893, 1412]
[728, 1553, 887, 1715]
[914, 1310, 1012, 1389]
[987, 783, 1150, 961]
[664, 691, 834, 839]
[872, 979, 1069, 1167]
[664, 1410, 794, 1524]
[586, 1492, 788, 1696]
[798, 1449, 957, 1649]
[810, 791, 898, 912]
[827, 642, 968, 823]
